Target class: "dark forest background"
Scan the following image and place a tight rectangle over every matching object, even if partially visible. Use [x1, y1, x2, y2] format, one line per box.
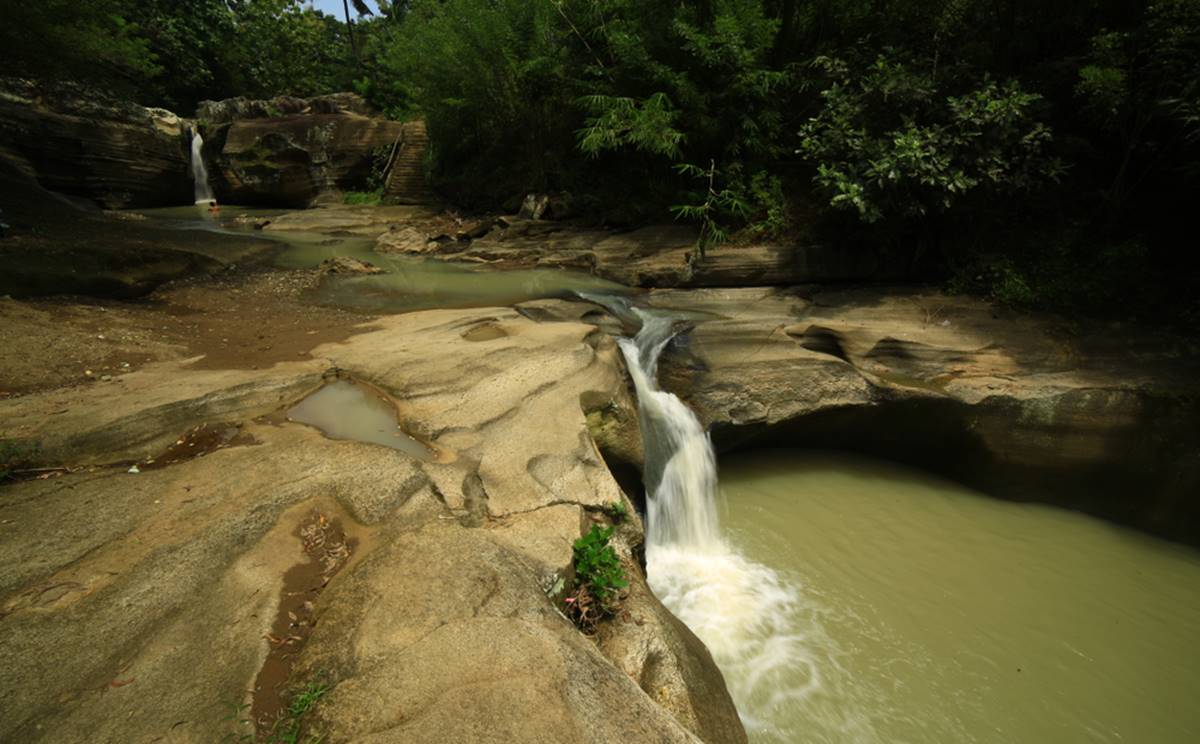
[3, 0, 1198, 321]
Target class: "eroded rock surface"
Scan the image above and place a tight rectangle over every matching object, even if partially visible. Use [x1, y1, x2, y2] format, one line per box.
[627, 286, 1200, 542]
[369, 217, 911, 288]
[0, 308, 743, 743]
[199, 93, 404, 208]
[0, 78, 191, 208]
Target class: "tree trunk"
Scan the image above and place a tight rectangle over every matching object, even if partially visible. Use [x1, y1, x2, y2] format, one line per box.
[342, 0, 359, 61]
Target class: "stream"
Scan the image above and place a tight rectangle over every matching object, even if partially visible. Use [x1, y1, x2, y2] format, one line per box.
[129, 205, 1200, 742]
[134, 205, 627, 313]
[615, 303, 1200, 744]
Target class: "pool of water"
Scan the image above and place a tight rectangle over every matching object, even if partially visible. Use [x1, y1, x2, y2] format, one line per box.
[287, 380, 433, 460]
[664, 451, 1200, 744]
[133, 205, 629, 313]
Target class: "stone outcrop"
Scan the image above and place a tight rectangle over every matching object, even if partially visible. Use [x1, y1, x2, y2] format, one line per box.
[0, 161, 273, 299]
[195, 93, 376, 124]
[0, 307, 744, 743]
[609, 287, 1200, 543]
[370, 215, 911, 288]
[0, 78, 191, 208]
[199, 93, 405, 207]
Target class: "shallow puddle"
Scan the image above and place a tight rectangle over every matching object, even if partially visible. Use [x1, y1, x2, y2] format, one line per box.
[287, 380, 432, 459]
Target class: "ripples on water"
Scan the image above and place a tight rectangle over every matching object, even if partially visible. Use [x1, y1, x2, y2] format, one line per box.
[702, 451, 1200, 743]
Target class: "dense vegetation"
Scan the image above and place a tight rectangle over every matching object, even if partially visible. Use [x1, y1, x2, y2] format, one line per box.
[4, 0, 1199, 319]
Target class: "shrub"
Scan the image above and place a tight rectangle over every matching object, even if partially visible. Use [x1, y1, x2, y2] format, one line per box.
[604, 500, 629, 524]
[343, 189, 382, 206]
[565, 524, 628, 632]
[0, 440, 40, 481]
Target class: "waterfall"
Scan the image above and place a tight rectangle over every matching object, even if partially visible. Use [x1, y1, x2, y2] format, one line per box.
[190, 131, 214, 204]
[605, 300, 821, 740]
[617, 310, 720, 550]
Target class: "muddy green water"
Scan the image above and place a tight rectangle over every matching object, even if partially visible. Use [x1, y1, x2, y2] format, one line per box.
[710, 451, 1200, 744]
[134, 205, 628, 313]
[287, 380, 431, 459]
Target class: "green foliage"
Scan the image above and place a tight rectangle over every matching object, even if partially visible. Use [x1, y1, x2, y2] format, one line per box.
[269, 681, 329, 744]
[798, 52, 1063, 225]
[224, 1, 355, 101]
[365, 144, 392, 192]
[221, 681, 329, 744]
[0, 440, 40, 481]
[1, 0, 356, 112]
[572, 525, 628, 607]
[603, 500, 629, 524]
[576, 93, 685, 160]
[343, 190, 383, 206]
[0, 1, 161, 91]
[671, 161, 747, 252]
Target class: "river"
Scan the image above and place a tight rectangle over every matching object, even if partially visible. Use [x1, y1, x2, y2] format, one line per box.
[675, 451, 1200, 743]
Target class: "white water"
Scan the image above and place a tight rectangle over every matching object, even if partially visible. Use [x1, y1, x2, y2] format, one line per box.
[190, 131, 214, 204]
[616, 306, 817, 739]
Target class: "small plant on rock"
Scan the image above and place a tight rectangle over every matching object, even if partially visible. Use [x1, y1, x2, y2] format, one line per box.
[0, 439, 39, 481]
[565, 525, 628, 633]
[604, 500, 628, 524]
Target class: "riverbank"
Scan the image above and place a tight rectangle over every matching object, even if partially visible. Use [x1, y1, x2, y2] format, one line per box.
[3, 199, 1199, 742]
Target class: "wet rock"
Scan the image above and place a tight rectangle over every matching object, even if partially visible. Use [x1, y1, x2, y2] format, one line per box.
[318, 256, 384, 275]
[232, 213, 270, 230]
[455, 219, 494, 241]
[101, 210, 147, 221]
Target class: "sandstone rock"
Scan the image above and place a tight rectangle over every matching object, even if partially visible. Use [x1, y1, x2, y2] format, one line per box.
[200, 93, 404, 207]
[319, 256, 384, 275]
[263, 204, 436, 238]
[629, 286, 1200, 543]
[373, 217, 911, 289]
[195, 93, 376, 125]
[0, 307, 745, 743]
[0, 78, 190, 208]
[376, 225, 432, 254]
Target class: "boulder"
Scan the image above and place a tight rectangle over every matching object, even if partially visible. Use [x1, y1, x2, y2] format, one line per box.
[376, 225, 433, 254]
[200, 93, 404, 207]
[319, 256, 384, 275]
[0, 78, 191, 208]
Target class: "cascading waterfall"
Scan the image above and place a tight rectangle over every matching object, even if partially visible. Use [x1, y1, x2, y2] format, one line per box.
[606, 302, 838, 740]
[190, 130, 214, 204]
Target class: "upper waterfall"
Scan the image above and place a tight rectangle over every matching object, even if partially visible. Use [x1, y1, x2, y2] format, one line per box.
[190, 131, 214, 204]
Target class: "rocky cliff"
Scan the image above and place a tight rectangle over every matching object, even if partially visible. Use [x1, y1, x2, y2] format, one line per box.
[0, 78, 191, 208]
[550, 287, 1200, 544]
[198, 93, 405, 207]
